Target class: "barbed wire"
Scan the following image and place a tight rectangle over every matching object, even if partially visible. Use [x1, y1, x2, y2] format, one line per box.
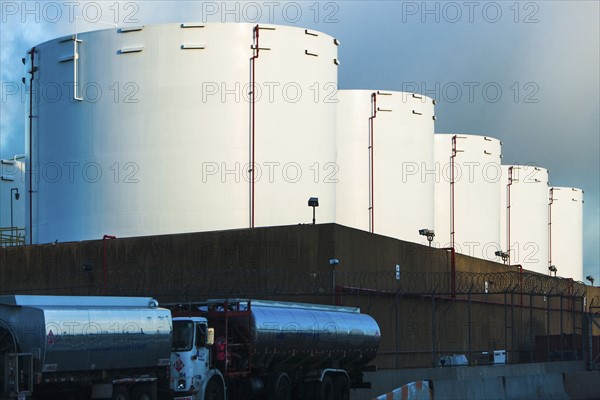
[119, 269, 590, 298]
[2, 268, 592, 299]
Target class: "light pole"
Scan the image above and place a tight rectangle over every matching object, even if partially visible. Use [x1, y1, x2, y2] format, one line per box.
[10, 188, 20, 242]
[329, 258, 339, 305]
[308, 197, 319, 224]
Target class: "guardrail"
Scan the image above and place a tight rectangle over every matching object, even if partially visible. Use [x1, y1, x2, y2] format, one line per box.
[0, 227, 25, 247]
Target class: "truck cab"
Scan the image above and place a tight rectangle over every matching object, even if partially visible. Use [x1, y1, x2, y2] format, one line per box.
[171, 317, 225, 400]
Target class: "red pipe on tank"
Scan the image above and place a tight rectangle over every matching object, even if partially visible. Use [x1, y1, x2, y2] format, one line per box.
[368, 92, 377, 233]
[249, 25, 260, 228]
[449, 136, 460, 298]
[548, 187, 554, 274]
[507, 166, 514, 265]
[27, 47, 36, 245]
[103, 234, 117, 294]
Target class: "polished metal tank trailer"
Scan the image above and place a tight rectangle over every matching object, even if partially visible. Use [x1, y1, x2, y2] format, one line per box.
[0, 295, 172, 400]
[169, 299, 381, 400]
[1, 296, 380, 400]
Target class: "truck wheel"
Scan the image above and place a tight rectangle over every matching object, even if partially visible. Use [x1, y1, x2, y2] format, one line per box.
[0, 323, 17, 393]
[269, 372, 291, 400]
[131, 383, 156, 400]
[205, 378, 225, 400]
[112, 386, 130, 400]
[317, 376, 335, 400]
[334, 375, 350, 400]
[301, 382, 316, 400]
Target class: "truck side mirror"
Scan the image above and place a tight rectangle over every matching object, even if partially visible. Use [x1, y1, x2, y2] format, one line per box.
[206, 328, 215, 346]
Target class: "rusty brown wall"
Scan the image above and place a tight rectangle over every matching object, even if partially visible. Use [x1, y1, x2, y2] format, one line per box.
[1, 223, 598, 368]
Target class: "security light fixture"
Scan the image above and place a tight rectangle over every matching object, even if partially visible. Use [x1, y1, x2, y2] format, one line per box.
[308, 197, 319, 224]
[586, 275, 595, 286]
[548, 265, 557, 277]
[495, 250, 509, 264]
[419, 229, 435, 246]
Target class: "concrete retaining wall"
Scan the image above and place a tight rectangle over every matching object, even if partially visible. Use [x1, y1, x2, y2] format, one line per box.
[563, 371, 600, 400]
[359, 361, 593, 400]
[504, 374, 568, 400]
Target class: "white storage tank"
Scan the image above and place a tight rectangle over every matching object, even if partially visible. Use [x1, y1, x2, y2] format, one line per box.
[336, 90, 435, 244]
[548, 187, 583, 281]
[25, 23, 338, 244]
[433, 134, 502, 261]
[499, 165, 549, 274]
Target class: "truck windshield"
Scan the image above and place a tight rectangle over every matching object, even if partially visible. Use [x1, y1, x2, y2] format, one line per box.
[172, 320, 194, 352]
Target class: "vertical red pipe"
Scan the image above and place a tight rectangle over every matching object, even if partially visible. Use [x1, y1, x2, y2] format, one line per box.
[548, 187, 554, 274]
[514, 264, 523, 306]
[102, 234, 117, 294]
[507, 166, 514, 265]
[368, 92, 377, 233]
[28, 48, 36, 245]
[250, 25, 260, 228]
[450, 136, 457, 249]
[450, 135, 458, 298]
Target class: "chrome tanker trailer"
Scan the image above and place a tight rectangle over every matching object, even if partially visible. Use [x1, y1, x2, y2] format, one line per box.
[0, 295, 172, 400]
[169, 299, 381, 400]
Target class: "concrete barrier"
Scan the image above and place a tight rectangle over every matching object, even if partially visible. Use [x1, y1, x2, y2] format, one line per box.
[432, 377, 505, 400]
[359, 362, 586, 400]
[563, 371, 600, 400]
[504, 373, 569, 400]
[371, 380, 432, 400]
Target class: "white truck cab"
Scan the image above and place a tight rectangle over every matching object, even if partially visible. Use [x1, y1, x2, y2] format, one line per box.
[171, 317, 225, 400]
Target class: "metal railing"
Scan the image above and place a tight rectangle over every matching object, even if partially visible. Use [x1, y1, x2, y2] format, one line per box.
[0, 227, 25, 247]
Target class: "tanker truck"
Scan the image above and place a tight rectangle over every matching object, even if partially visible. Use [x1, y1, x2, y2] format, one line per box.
[1, 296, 380, 400]
[0, 295, 172, 400]
[168, 299, 381, 400]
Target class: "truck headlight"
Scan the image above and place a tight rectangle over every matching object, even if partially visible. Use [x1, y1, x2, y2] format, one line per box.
[177, 379, 186, 390]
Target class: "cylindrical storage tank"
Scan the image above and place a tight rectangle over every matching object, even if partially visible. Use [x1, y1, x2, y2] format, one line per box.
[433, 134, 502, 261]
[499, 165, 549, 274]
[336, 90, 435, 244]
[548, 187, 583, 281]
[25, 23, 338, 243]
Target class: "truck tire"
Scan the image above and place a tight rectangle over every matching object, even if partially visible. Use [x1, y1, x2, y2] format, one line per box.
[333, 375, 350, 400]
[205, 377, 225, 400]
[316, 376, 335, 400]
[268, 372, 291, 400]
[0, 323, 17, 393]
[131, 383, 156, 400]
[112, 386, 130, 400]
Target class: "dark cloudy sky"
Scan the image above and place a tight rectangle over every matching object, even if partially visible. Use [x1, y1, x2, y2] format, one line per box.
[1, 1, 598, 280]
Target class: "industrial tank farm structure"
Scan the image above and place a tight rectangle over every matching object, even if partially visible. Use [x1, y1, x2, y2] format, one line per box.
[26, 23, 338, 244]
[14, 21, 586, 283]
[549, 187, 584, 281]
[433, 134, 502, 261]
[336, 90, 435, 244]
[499, 165, 549, 275]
